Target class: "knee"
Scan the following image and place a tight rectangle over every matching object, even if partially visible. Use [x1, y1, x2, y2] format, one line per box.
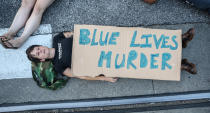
[20, 0, 35, 10]
[32, 5, 46, 15]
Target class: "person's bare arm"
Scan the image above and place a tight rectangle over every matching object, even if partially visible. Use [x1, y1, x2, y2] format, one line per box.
[63, 68, 117, 82]
[63, 32, 74, 38]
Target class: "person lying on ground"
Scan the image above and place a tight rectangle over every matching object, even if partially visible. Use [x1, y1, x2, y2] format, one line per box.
[26, 31, 117, 83]
[25, 28, 197, 83]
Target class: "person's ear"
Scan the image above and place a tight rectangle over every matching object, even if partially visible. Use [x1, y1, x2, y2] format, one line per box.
[40, 59, 45, 62]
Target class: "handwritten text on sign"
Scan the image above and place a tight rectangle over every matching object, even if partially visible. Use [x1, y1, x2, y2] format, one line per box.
[72, 25, 182, 81]
[79, 29, 178, 70]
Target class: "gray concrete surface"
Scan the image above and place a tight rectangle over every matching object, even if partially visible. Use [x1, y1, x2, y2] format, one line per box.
[149, 23, 210, 94]
[0, 78, 154, 104]
[1, 0, 210, 31]
[0, 0, 210, 107]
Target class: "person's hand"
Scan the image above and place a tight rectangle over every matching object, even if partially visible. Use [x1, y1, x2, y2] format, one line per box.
[104, 77, 118, 83]
[63, 31, 74, 38]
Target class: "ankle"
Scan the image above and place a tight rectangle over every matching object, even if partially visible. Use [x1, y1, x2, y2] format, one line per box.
[4, 33, 15, 38]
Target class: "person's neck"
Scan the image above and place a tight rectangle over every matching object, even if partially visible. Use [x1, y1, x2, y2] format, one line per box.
[49, 48, 55, 59]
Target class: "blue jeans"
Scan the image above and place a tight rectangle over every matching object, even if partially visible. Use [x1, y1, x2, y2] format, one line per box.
[187, 0, 210, 14]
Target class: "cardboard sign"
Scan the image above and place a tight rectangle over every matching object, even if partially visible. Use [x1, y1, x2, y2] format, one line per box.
[72, 25, 182, 81]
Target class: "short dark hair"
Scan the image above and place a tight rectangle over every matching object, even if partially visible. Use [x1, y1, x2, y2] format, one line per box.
[26, 45, 41, 63]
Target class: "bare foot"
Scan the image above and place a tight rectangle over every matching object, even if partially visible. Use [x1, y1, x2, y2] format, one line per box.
[0, 33, 16, 42]
[2, 37, 25, 49]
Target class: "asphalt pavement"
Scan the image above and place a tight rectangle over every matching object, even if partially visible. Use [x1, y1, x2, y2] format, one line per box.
[0, 0, 210, 112]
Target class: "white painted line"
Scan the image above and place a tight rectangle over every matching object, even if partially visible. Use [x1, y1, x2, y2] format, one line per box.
[0, 24, 52, 80]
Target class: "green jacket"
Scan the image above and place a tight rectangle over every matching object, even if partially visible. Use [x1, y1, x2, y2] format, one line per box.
[31, 61, 69, 90]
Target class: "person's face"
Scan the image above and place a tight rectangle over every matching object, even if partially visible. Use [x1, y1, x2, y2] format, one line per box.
[30, 46, 50, 62]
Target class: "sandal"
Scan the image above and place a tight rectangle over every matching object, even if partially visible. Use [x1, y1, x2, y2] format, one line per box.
[182, 28, 195, 48]
[2, 41, 18, 49]
[187, 63, 197, 74]
[181, 59, 197, 74]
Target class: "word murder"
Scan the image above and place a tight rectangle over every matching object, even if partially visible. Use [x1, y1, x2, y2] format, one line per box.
[97, 50, 172, 70]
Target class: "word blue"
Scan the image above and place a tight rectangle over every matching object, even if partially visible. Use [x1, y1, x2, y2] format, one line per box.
[79, 29, 120, 46]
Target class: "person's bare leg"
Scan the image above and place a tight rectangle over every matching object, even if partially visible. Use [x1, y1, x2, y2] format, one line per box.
[1, 0, 36, 41]
[4, 0, 55, 48]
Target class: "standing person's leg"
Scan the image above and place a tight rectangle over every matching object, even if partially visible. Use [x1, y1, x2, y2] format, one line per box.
[3, 0, 55, 48]
[0, 0, 36, 41]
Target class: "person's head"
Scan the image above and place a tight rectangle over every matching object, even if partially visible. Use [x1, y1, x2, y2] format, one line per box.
[26, 45, 51, 63]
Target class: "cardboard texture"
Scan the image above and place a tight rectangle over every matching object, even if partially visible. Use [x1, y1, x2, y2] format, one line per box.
[72, 25, 182, 81]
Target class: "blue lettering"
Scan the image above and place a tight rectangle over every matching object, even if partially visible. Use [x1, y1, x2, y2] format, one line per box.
[162, 53, 172, 70]
[140, 34, 152, 48]
[115, 54, 125, 69]
[109, 32, 120, 45]
[161, 35, 170, 48]
[151, 54, 159, 69]
[79, 29, 91, 45]
[91, 29, 98, 46]
[98, 51, 112, 68]
[99, 31, 109, 46]
[130, 31, 140, 47]
[153, 34, 163, 49]
[140, 53, 148, 68]
[170, 35, 178, 50]
[127, 50, 137, 69]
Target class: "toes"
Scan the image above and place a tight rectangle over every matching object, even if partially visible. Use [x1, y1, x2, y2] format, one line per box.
[0, 36, 11, 42]
[3, 41, 12, 48]
[0, 36, 7, 42]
